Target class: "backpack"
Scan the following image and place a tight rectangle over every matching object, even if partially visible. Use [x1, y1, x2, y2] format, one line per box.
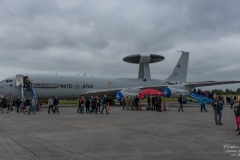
[80, 99, 83, 104]
[218, 102, 223, 110]
[15, 98, 20, 104]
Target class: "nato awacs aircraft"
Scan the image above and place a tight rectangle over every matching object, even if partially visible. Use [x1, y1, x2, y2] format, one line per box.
[0, 52, 239, 105]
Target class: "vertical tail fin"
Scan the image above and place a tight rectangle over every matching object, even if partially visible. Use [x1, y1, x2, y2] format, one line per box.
[165, 52, 189, 82]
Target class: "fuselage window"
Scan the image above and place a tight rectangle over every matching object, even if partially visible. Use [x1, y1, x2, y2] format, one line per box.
[5, 80, 13, 83]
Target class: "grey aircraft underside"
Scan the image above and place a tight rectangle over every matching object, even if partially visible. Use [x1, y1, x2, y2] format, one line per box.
[0, 52, 239, 101]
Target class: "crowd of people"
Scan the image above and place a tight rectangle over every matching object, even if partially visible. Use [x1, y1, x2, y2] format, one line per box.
[75, 94, 109, 114]
[120, 95, 142, 111]
[2, 92, 240, 135]
[0, 95, 36, 114]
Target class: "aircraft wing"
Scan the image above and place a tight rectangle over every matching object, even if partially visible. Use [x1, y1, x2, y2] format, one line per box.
[185, 80, 240, 87]
[81, 88, 123, 96]
[80, 85, 169, 97]
[139, 85, 168, 91]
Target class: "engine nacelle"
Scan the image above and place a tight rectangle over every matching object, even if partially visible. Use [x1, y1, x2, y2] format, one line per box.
[116, 89, 141, 101]
[162, 87, 189, 98]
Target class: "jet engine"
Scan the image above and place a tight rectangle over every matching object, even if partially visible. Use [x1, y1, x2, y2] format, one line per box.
[162, 87, 189, 98]
[116, 88, 142, 101]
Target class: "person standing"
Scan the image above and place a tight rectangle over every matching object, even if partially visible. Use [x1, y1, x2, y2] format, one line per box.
[9, 96, 13, 111]
[230, 96, 235, 109]
[121, 96, 126, 110]
[126, 96, 130, 110]
[234, 101, 240, 131]
[30, 97, 36, 114]
[7, 96, 10, 111]
[48, 96, 54, 114]
[221, 95, 225, 105]
[1, 96, 8, 114]
[193, 88, 196, 93]
[90, 96, 97, 114]
[15, 96, 21, 113]
[94, 96, 98, 114]
[200, 96, 207, 112]
[25, 78, 29, 90]
[96, 96, 101, 113]
[133, 96, 136, 110]
[77, 96, 81, 113]
[130, 96, 134, 111]
[152, 97, 156, 110]
[135, 95, 139, 110]
[234, 96, 237, 101]
[155, 96, 159, 111]
[23, 97, 31, 115]
[27, 78, 31, 91]
[211, 94, 223, 125]
[157, 96, 162, 112]
[101, 94, 109, 114]
[147, 96, 151, 111]
[85, 98, 90, 113]
[54, 96, 59, 113]
[178, 95, 184, 112]
[81, 96, 85, 114]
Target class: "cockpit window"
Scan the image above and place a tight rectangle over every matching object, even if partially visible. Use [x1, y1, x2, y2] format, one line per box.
[1, 80, 13, 83]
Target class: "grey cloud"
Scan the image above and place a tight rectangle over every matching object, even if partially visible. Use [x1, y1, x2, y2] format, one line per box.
[0, 0, 240, 90]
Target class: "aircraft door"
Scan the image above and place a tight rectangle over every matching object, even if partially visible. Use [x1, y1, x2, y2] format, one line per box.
[16, 74, 24, 87]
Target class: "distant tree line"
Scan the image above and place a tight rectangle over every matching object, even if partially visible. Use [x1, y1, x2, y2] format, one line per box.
[210, 88, 240, 95]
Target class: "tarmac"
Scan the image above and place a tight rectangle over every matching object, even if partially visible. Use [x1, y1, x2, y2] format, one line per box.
[0, 103, 240, 160]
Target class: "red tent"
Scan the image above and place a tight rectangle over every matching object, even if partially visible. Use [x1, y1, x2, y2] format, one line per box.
[139, 89, 164, 99]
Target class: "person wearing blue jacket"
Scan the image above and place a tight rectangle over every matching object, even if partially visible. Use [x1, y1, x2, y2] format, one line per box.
[101, 94, 109, 114]
[200, 95, 208, 112]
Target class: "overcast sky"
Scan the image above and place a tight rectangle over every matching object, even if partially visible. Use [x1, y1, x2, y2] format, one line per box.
[0, 0, 240, 90]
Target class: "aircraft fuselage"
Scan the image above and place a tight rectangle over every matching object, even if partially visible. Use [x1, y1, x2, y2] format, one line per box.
[0, 74, 166, 99]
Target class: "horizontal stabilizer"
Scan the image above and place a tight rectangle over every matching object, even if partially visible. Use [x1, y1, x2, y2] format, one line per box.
[185, 80, 240, 87]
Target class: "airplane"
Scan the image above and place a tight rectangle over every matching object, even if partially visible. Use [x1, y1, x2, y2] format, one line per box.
[0, 52, 239, 107]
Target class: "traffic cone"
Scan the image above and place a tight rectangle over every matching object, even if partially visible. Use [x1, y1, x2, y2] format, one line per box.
[138, 103, 142, 111]
[108, 102, 110, 110]
[163, 98, 167, 111]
